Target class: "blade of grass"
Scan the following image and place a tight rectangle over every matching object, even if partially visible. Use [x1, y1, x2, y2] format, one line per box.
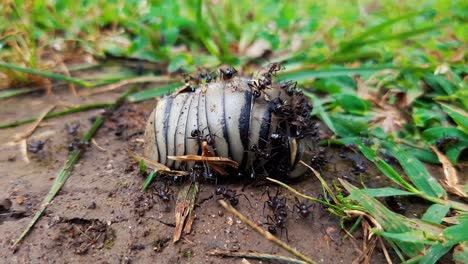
[278, 66, 399, 82]
[422, 204, 450, 224]
[142, 170, 158, 190]
[362, 188, 414, 197]
[351, 23, 447, 47]
[11, 85, 137, 249]
[382, 141, 447, 198]
[218, 200, 316, 264]
[0, 87, 39, 99]
[127, 82, 183, 102]
[338, 11, 427, 52]
[340, 180, 425, 257]
[0, 102, 112, 129]
[304, 91, 337, 134]
[0, 62, 94, 87]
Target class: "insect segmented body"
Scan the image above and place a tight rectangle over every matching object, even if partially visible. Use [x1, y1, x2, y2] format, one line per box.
[144, 64, 319, 179]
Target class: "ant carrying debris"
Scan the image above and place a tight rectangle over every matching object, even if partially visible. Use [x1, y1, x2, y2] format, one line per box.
[294, 197, 314, 218]
[190, 129, 216, 147]
[215, 186, 251, 207]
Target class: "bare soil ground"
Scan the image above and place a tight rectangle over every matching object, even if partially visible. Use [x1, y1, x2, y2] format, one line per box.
[0, 89, 435, 264]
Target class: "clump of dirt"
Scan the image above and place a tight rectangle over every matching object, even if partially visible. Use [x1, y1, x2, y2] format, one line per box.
[52, 218, 116, 255]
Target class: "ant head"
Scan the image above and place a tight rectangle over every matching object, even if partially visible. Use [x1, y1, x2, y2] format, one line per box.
[191, 129, 200, 137]
[206, 134, 216, 146]
[268, 226, 277, 234]
[215, 187, 224, 195]
[230, 198, 239, 206]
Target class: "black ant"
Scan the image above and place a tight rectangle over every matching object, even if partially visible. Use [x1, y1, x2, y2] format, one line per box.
[190, 129, 216, 147]
[265, 212, 289, 241]
[154, 184, 173, 212]
[219, 66, 237, 80]
[294, 197, 313, 218]
[67, 140, 90, 151]
[27, 140, 45, 153]
[266, 62, 284, 76]
[215, 186, 251, 207]
[248, 79, 269, 98]
[280, 80, 297, 96]
[198, 71, 217, 83]
[436, 136, 459, 152]
[269, 133, 285, 144]
[65, 121, 80, 136]
[262, 189, 286, 215]
[249, 144, 270, 160]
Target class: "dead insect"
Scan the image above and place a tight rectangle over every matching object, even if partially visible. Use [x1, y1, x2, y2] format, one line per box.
[144, 64, 319, 179]
[27, 140, 45, 153]
[294, 197, 313, 218]
[215, 186, 251, 207]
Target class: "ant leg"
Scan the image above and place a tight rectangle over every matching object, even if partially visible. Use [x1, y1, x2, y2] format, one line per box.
[235, 193, 253, 208]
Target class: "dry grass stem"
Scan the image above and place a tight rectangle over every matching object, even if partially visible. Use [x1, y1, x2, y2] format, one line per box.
[218, 200, 316, 264]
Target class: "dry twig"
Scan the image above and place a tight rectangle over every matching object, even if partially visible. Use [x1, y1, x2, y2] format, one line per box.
[218, 200, 316, 264]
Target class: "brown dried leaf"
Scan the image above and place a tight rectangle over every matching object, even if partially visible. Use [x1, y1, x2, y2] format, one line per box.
[449, 44, 466, 63]
[431, 146, 467, 198]
[167, 155, 239, 169]
[173, 182, 198, 242]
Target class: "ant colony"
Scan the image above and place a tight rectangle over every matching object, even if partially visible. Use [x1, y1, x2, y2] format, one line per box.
[144, 63, 321, 180]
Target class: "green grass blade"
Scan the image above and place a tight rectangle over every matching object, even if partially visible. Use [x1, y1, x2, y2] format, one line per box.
[0, 62, 93, 87]
[338, 11, 426, 51]
[0, 88, 38, 99]
[353, 24, 447, 47]
[304, 91, 337, 134]
[418, 244, 452, 264]
[355, 142, 417, 192]
[363, 187, 414, 197]
[341, 180, 424, 256]
[439, 103, 468, 133]
[422, 204, 450, 224]
[442, 218, 468, 247]
[372, 230, 441, 245]
[279, 66, 399, 82]
[142, 170, 158, 190]
[382, 141, 447, 199]
[0, 102, 112, 129]
[127, 82, 183, 102]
